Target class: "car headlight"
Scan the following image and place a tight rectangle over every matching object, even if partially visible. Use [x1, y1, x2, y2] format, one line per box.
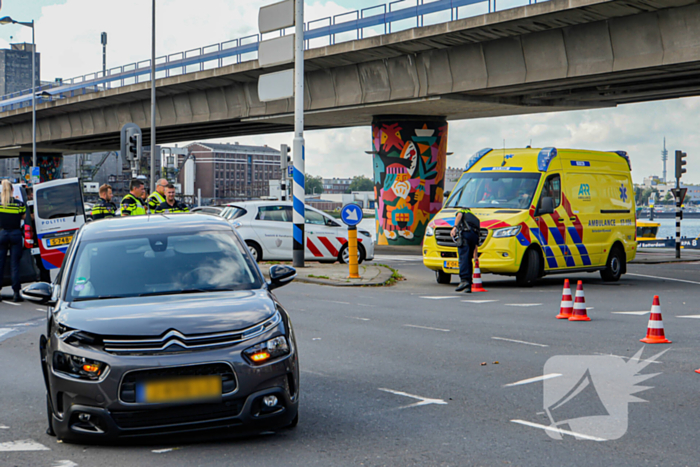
[52, 351, 109, 381]
[492, 225, 521, 238]
[425, 224, 435, 237]
[243, 336, 290, 365]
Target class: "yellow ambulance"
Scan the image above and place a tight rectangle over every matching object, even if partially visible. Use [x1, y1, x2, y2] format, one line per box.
[423, 147, 636, 286]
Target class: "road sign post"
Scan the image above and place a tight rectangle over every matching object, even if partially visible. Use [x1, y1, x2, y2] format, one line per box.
[674, 150, 688, 259]
[341, 204, 363, 279]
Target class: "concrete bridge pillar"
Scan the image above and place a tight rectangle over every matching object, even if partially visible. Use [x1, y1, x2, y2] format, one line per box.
[372, 116, 448, 246]
[18, 152, 64, 185]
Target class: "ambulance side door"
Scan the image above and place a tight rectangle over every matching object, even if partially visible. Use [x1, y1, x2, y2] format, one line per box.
[534, 173, 567, 270]
[563, 173, 604, 266]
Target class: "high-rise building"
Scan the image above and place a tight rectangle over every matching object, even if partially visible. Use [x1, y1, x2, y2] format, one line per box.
[0, 43, 40, 96]
[186, 142, 281, 201]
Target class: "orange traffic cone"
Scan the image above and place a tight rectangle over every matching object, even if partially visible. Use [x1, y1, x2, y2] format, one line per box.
[556, 279, 574, 319]
[471, 259, 487, 293]
[640, 296, 671, 344]
[568, 281, 590, 321]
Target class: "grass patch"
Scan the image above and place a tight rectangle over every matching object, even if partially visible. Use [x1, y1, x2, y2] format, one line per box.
[308, 274, 330, 280]
[375, 263, 404, 286]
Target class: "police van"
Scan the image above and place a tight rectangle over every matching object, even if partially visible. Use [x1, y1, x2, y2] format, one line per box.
[423, 148, 636, 286]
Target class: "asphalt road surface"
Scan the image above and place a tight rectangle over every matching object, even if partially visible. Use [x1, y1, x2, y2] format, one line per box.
[2, 256, 700, 467]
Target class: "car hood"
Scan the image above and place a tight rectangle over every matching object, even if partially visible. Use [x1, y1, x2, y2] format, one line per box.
[430, 207, 528, 229]
[57, 289, 278, 337]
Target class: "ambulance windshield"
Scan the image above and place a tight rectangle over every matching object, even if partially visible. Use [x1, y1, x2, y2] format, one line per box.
[446, 172, 541, 210]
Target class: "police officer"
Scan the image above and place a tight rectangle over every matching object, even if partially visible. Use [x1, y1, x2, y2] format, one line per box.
[450, 207, 480, 293]
[154, 184, 190, 214]
[0, 180, 26, 302]
[91, 184, 117, 220]
[147, 178, 168, 213]
[120, 179, 147, 216]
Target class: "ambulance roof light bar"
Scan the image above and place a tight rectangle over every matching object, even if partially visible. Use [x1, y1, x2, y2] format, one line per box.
[537, 147, 558, 171]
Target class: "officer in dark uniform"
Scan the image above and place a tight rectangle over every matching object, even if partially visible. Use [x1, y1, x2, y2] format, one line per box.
[450, 207, 480, 293]
[0, 179, 27, 302]
[120, 179, 147, 216]
[91, 184, 117, 220]
[154, 184, 190, 214]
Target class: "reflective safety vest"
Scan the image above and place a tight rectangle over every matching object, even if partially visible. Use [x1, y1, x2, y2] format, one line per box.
[120, 194, 147, 216]
[154, 200, 190, 214]
[0, 199, 26, 230]
[147, 191, 166, 212]
[91, 198, 117, 220]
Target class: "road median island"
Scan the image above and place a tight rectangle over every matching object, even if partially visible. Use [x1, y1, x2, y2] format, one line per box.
[260, 261, 401, 286]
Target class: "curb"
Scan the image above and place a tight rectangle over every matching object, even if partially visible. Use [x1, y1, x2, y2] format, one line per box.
[261, 264, 397, 287]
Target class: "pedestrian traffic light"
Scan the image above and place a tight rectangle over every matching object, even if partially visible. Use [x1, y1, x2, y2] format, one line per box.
[675, 150, 687, 180]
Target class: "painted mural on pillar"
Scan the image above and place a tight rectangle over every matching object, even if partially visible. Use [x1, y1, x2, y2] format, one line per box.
[372, 118, 448, 246]
[20, 155, 63, 186]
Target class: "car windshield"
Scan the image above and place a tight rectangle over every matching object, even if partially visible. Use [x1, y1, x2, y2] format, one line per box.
[446, 172, 541, 210]
[66, 230, 262, 301]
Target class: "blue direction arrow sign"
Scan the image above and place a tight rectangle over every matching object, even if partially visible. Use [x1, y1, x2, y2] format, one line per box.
[340, 203, 363, 226]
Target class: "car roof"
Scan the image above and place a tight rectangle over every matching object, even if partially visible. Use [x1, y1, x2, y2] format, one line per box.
[81, 213, 233, 240]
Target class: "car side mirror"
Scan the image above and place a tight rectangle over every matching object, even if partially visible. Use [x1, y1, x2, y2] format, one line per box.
[444, 191, 451, 199]
[538, 196, 555, 215]
[268, 265, 296, 290]
[21, 282, 56, 305]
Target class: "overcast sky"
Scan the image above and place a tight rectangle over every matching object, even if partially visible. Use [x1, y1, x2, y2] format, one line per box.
[2, 0, 698, 184]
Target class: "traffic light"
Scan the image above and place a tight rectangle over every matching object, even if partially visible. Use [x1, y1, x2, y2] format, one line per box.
[280, 144, 291, 178]
[126, 128, 142, 161]
[675, 150, 687, 180]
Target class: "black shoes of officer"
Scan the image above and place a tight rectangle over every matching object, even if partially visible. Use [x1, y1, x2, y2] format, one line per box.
[13, 292, 23, 303]
[455, 282, 470, 292]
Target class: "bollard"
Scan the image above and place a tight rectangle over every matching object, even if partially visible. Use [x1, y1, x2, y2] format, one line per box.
[348, 226, 360, 279]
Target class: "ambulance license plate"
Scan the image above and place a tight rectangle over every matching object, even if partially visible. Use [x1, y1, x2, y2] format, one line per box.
[48, 236, 73, 247]
[137, 376, 222, 404]
[443, 261, 459, 270]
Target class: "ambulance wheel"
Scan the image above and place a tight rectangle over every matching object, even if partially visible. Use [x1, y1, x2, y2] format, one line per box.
[246, 241, 262, 262]
[435, 270, 451, 284]
[339, 244, 365, 264]
[600, 246, 623, 282]
[516, 248, 540, 287]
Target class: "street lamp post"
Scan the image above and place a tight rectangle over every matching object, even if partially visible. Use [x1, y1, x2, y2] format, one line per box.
[150, 0, 157, 193]
[0, 17, 37, 172]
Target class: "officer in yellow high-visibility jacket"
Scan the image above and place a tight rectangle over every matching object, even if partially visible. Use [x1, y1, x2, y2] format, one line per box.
[154, 184, 190, 214]
[147, 178, 168, 213]
[120, 180, 147, 216]
[90, 184, 117, 220]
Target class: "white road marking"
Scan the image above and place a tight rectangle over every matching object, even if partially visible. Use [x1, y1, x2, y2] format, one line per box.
[504, 303, 542, 307]
[492, 337, 549, 348]
[322, 300, 350, 305]
[0, 424, 9, 429]
[420, 296, 460, 300]
[462, 300, 498, 304]
[627, 273, 700, 285]
[510, 419, 607, 442]
[678, 315, 700, 319]
[504, 373, 562, 387]
[0, 328, 13, 338]
[36, 308, 44, 311]
[0, 439, 50, 451]
[357, 303, 373, 307]
[312, 338, 322, 341]
[53, 461, 79, 467]
[152, 448, 175, 453]
[346, 316, 370, 321]
[1, 301, 20, 306]
[378, 388, 448, 409]
[612, 311, 650, 315]
[403, 324, 450, 332]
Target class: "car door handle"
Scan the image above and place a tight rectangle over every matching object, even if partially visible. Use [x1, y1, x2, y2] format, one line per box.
[569, 217, 577, 221]
[556, 219, 565, 223]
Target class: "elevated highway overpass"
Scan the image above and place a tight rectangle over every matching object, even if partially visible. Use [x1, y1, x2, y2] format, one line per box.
[1, 0, 699, 154]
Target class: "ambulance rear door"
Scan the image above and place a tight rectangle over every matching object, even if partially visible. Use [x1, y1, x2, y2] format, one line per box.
[33, 178, 86, 269]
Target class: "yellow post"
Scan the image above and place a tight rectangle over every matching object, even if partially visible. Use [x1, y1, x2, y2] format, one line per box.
[348, 226, 360, 279]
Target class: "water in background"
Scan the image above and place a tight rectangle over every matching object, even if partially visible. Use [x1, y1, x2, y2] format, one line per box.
[359, 217, 700, 241]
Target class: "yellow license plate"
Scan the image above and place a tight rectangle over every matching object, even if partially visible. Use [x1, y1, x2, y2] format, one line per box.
[139, 376, 222, 403]
[444, 261, 459, 270]
[48, 236, 73, 247]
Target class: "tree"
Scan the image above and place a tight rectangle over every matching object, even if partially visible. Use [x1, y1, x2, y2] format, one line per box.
[305, 174, 323, 195]
[664, 192, 673, 203]
[347, 175, 374, 193]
